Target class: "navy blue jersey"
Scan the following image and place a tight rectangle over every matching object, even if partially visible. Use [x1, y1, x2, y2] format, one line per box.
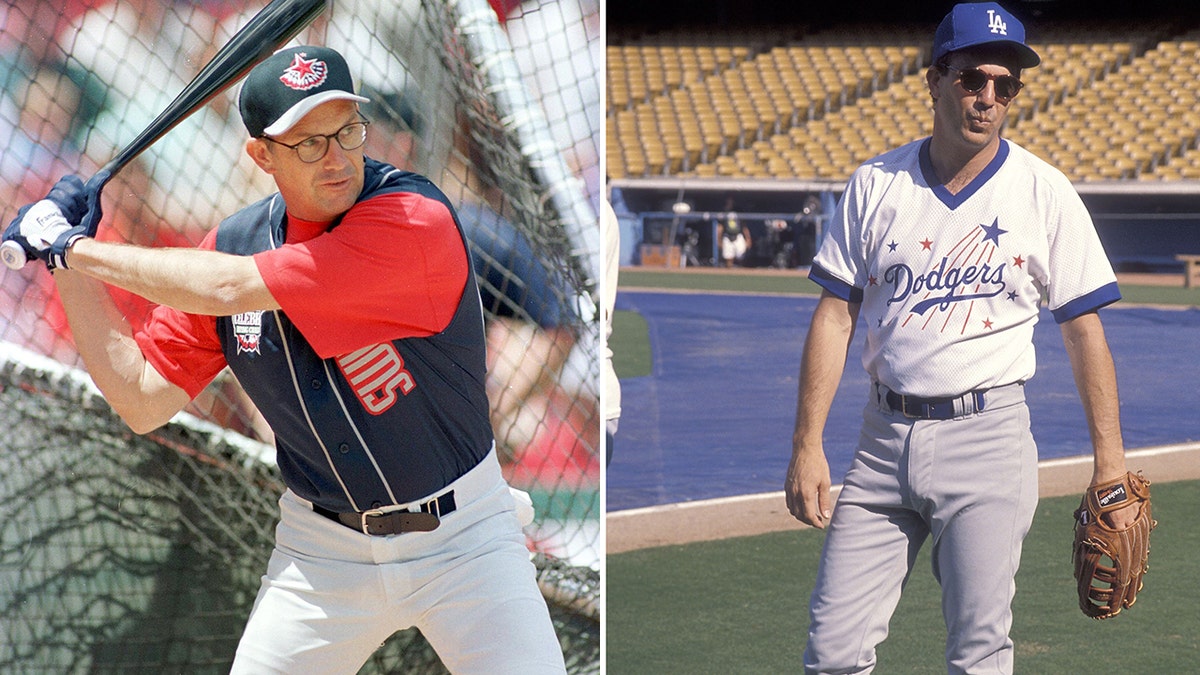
[212, 159, 493, 511]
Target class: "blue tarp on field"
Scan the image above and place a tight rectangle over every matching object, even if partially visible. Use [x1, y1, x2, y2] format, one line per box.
[607, 290, 1200, 512]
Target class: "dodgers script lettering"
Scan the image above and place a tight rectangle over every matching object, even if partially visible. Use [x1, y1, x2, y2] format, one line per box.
[885, 256, 1007, 315]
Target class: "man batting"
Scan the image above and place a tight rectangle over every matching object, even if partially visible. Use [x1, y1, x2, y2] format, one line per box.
[4, 45, 566, 674]
[784, 3, 1152, 673]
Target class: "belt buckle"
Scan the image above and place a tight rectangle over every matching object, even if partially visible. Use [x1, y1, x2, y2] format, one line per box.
[359, 507, 385, 535]
[360, 500, 445, 535]
[360, 504, 406, 535]
[898, 395, 923, 419]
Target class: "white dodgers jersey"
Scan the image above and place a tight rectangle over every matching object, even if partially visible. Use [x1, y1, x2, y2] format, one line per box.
[811, 138, 1120, 398]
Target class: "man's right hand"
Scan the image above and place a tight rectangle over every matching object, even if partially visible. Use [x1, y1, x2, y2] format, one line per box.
[3, 176, 94, 270]
[785, 442, 833, 529]
[4, 199, 88, 270]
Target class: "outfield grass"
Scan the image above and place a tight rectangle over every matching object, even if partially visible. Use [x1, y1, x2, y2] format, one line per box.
[606, 480, 1200, 673]
[608, 268, 1199, 671]
[618, 269, 825, 295]
[611, 310, 651, 379]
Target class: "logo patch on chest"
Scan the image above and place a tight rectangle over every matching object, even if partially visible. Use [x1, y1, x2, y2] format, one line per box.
[232, 311, 265, 355]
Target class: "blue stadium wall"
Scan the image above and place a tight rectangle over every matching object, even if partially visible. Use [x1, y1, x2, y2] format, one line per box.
[610, 182, 1200, 273]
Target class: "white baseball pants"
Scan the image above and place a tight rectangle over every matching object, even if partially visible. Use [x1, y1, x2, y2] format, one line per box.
[230, 450, 566, 674]
[803, 384, 1038, 674]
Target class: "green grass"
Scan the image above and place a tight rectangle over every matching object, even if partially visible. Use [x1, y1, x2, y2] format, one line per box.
[1114, 283, 1200, 306]
[606, 480, 1200, 672]
[608, 268, 1199, 669]
[618, 269, 825, 295]
[612, 310, 651, 378]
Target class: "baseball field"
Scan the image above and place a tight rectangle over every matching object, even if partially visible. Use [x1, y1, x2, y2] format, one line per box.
[606, 268, 1200, 672]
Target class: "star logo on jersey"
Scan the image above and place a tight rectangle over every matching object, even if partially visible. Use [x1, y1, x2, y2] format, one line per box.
[279, 53, 328, 91]
[232, 311, 265, 355]
[879, 217, 1015, 329]
[980, 218, 1008, 246]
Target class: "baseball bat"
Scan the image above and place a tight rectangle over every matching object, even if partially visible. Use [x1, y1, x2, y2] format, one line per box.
[1, 0, 328, 270]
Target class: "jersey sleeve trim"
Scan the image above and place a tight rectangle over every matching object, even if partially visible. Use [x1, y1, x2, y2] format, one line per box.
[1051, 281, 1121, 323]
[809, 264, 863, 303]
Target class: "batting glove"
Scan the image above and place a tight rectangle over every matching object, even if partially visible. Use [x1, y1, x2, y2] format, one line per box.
[76, 170, 109, 238]
[43, 175, 89, 226]
[2, 175, 104, 270]
[45, 172, 109, 238]
[3, 199, 88, 270]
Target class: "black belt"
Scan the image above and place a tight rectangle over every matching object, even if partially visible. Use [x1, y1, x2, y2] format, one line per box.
[313, 491, 457, 535]
[884, 389, 987, 420]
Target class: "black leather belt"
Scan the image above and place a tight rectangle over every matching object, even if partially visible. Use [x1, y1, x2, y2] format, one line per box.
[884, 390, 987, 420]
[313, 491, 456, 535]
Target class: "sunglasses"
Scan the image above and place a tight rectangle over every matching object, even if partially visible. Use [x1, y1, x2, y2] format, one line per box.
[943, 66, 1023, 101]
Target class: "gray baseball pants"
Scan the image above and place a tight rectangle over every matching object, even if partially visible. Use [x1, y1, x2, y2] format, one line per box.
[803, 383, 1038, 674]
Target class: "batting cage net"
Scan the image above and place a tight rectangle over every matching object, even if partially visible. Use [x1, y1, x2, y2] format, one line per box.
[0, 0, 600, 672]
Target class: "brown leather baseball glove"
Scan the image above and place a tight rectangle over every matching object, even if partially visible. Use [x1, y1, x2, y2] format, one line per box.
[1072, 471, 1156, 619]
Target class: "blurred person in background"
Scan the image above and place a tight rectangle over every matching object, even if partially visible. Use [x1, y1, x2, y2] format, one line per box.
[720, 210, 751, 268]
[361, 85, 579, 467]
[66, 0, 270, 235]
[503, 0, 601, 208]
[0, 62, 94, 361]
[602, 199, 620, 466]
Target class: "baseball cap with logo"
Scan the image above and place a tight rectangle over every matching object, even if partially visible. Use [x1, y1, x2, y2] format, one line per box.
[932, 2, 1040, 69]
[239, 45, 369, 138]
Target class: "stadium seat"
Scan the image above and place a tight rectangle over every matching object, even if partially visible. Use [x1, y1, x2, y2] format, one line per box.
[607, 18, 1200, 182]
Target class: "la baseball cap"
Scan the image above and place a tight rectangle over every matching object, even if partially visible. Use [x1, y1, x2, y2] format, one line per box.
[239, 46, 369, 138]
[932, 2, 1040, 69]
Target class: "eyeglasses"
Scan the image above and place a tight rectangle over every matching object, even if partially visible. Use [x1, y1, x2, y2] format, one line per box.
[262, 120, 369, 163]
[943, 66, 1023, 101]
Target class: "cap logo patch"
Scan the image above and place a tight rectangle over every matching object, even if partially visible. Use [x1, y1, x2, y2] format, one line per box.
[279, 53, 328, 91]
[986, 9, 1008, 36]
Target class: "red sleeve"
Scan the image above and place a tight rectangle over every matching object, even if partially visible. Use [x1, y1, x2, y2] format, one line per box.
[253, 191, 469, 359]
[133, 229, 227, 399]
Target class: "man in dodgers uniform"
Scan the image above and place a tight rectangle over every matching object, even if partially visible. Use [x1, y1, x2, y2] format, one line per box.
[784, 4, 1141, 673]
[3, 46, 566, 674]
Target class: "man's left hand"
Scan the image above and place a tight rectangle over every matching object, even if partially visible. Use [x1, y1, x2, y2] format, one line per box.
[1072, 471, 1156, 619]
